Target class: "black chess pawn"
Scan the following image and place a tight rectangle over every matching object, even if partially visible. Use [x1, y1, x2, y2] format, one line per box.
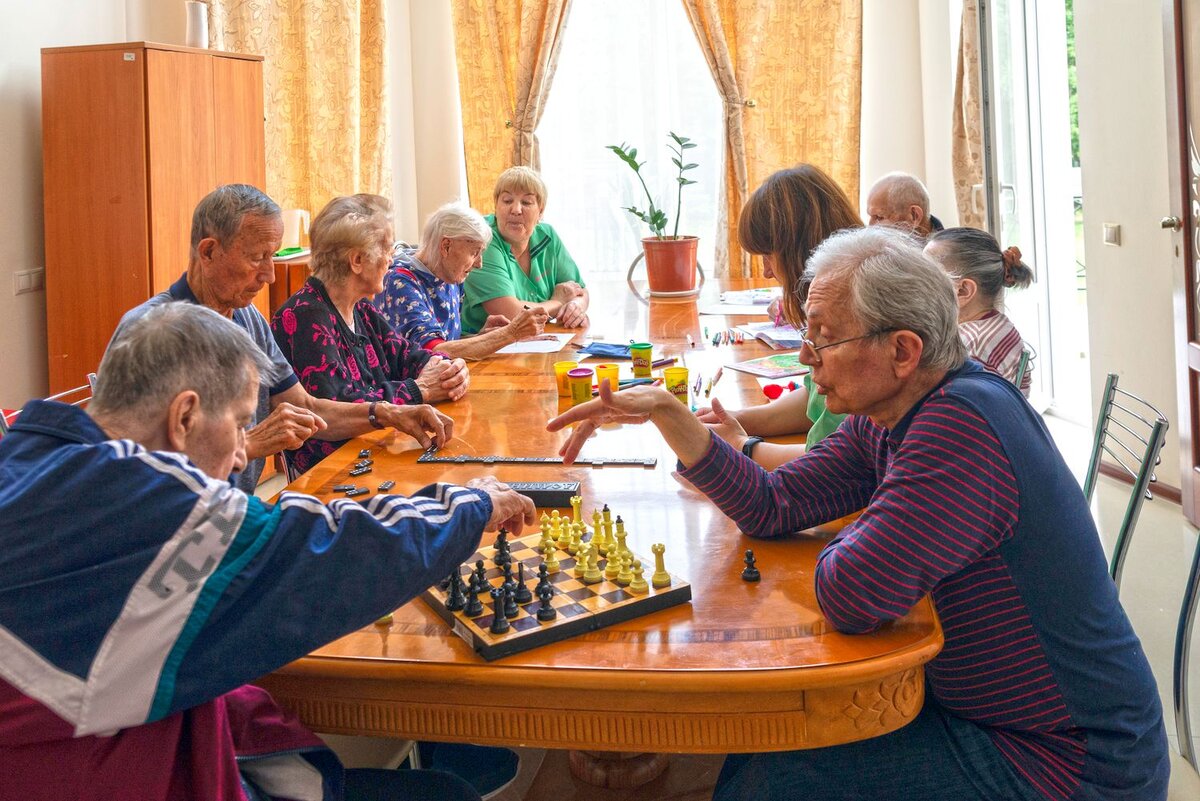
[489, 588, 509, 634]
[536, 583, 557, 621]
[503, 584, 520, 619]
[500, 561, 514, 593]
[464, 582, 483, 617]
[473, 559, 487, 589]
[445, 573, 466, 611]
[494, 528, 512, 567]
[536, 563, 551, 594]
[513, 562, 533, 604]
[741, 549, 761, 582]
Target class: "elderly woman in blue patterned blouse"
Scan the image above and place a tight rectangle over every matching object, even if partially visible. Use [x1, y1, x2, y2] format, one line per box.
[271, 194, 469, 475]
[374, 202, 549, 360]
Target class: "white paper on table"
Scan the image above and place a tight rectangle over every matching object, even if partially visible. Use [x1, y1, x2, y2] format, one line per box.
[698, 303, 771, 316]
[494, 332, 577, 354]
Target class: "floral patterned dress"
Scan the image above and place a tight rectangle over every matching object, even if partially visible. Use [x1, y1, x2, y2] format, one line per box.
[271, 276, 431, 475]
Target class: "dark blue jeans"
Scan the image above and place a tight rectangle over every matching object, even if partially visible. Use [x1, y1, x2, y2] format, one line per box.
[343, 768, 481, 801]
[713, 700, 1046, 801]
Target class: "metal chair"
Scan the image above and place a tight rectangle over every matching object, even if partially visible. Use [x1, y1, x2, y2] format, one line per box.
[1082, 373, 1169, 590]
[1013, 345, 1034, 391]
[1171, 532, 1200, 787]
[0, 381, 94, 436]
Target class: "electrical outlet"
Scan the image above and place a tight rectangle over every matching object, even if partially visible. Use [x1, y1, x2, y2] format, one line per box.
[14, 268, 45, 295]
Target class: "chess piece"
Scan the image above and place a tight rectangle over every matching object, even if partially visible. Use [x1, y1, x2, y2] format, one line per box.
[445, 573, 465, 611]
[651, 543, 671, 588]
[583, 543, 602, 584]
[489, 588, 510, 634]
[464, 582, 483, 616]
[573, 543, 589, 578]
[535, 563, 552, 596]
[616, 552, 633, 586]
[614, 517, 630, 563]
[554, 510, 570, 548]
[601, 504, 613, 547]
[567, 522, 581, 555]
[544, 541, 561, 573]
[742, 549, 761, 582]
[592, 509, 607, 555]
[570, 494, 583, 524]
[539, 518, 555, 555]
[503, 584, 519, 619]
[514, 562, 533, 604]
[628, 560, 648, 594]
[603, 545, 621, 580]
[536, 583, 557, 621]
[494, 528, 511, 567]
[473, 560, 487, 590]
[501, 561, 514, 593]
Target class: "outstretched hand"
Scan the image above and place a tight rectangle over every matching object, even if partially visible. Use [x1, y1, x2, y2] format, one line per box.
[546, 381, 666, 464]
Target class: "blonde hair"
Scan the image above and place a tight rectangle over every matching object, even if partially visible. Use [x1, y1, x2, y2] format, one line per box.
[309, 194, 393, 284]
[492, 166, 547, 209]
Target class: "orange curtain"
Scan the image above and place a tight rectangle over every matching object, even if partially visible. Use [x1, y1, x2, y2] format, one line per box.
[682, 1, 863, 278]
[449, 0, 573, 207]
[208, 0, 391, 215]
[952, 0, 985, 229]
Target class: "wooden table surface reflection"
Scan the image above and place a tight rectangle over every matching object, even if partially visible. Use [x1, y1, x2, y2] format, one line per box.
[256, 281, 942, 754]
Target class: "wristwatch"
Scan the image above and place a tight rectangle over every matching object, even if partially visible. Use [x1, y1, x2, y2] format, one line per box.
[367, 401, 385, 429]
[741, 436, 764, 458]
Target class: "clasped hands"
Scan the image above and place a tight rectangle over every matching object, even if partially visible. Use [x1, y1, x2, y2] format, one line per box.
[416, 354, 470, 402]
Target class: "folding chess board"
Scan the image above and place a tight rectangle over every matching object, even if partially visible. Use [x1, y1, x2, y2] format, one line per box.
[422, 529, 692, 660]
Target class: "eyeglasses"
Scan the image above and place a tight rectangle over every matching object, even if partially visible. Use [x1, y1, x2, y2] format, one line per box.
[799, 327, 897, 364]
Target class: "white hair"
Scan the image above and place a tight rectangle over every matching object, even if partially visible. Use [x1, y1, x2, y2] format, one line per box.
[419, 202, 494, 252]
[869, 172, 931, 219]
[805, 226, 966, 372]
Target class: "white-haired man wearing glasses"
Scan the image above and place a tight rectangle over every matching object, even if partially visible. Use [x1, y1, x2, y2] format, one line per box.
[549, 226, 1167, 801]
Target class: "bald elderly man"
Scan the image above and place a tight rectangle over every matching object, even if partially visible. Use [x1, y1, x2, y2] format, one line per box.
[0, 302, 535, 800]
[865, 171, 944, 239]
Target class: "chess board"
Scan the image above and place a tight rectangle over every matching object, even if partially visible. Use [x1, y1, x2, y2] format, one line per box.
[422, 529, 692, 660]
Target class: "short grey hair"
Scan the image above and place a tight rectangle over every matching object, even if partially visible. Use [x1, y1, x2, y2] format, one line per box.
[805, 226, 966, 372]
[419, 202, 494, 253]
[309, 194, 393, 284]
[190, 184, 281, 257]
[869, 172, 931, 219]
[91, 303, 271, 419]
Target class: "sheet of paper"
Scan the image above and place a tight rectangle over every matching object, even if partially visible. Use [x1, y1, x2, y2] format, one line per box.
[494, 332, 577, 354]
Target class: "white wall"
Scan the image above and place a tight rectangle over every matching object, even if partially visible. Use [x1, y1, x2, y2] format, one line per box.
[1074, 2, 1181, 487]
[0, 1, 135, 408]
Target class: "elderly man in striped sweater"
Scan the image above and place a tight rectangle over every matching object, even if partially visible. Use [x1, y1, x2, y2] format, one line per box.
[549, 226, 1167, 801]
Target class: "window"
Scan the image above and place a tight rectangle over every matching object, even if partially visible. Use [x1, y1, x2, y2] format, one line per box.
[538, 0, 723, 276]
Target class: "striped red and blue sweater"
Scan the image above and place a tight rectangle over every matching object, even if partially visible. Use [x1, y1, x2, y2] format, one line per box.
[680, 361, 1167, 801]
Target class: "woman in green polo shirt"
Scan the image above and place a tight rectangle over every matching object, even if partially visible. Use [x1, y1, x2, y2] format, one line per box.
[461, 166, 590, 334]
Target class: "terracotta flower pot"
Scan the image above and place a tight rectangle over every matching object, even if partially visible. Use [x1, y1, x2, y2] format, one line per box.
[639, 236, 702, 297]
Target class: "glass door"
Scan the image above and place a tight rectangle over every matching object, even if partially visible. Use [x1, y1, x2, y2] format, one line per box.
[980, 0, 1089, 420]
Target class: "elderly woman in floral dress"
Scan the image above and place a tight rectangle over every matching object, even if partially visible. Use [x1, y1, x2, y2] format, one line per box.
[271, 194, 469, 475]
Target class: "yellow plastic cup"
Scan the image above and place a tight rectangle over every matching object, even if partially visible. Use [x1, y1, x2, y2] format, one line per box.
[664, 366, 689, 403]
[554, 360, 578, 396]
[630, 342, 653, 378]
[595, 363, 620, 393]
[568, 367, 595, 406]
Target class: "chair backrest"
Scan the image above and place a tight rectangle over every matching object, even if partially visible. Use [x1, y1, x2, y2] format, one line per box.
[1174, 532, 1200, 770]
[1082, 372, 1169, 589]
[0, 382, 94, 436]
[1013, 346, 1034, 390]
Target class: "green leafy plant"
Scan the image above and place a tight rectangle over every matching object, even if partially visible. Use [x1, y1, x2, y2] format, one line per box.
[606, 132, 698, 239]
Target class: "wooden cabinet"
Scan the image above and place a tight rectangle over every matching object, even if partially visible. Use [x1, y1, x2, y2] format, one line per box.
[41, 42, 266, 393]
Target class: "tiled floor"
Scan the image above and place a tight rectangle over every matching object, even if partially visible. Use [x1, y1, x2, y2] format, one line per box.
[263, 411, 1200, 798]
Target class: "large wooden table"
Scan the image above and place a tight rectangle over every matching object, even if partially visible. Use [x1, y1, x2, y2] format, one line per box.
[257, 281, 942, 763]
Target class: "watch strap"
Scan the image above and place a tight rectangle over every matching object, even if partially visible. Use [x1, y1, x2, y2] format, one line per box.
[741, 436, 764, 458]
[367, 401, 384, 429]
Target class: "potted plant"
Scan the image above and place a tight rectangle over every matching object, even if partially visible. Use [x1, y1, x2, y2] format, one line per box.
[607, 132, 703, 296]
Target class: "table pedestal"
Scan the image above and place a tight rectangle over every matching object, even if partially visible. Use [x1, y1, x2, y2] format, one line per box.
[568, 750, 670, 788]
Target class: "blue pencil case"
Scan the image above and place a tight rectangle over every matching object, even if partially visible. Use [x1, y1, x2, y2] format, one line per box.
[576, 342, 633, 359]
